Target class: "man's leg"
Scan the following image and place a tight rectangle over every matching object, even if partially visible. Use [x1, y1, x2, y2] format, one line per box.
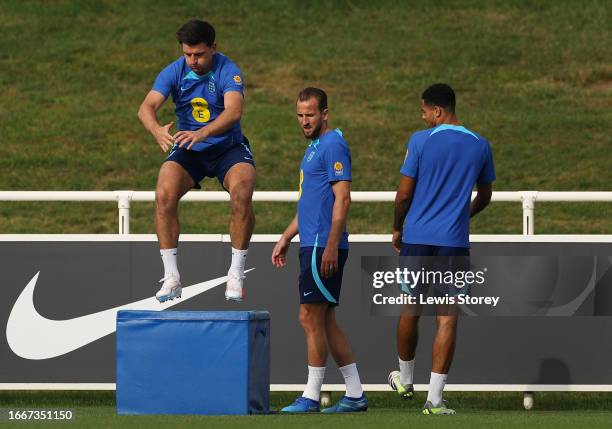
[432, 314, 457, 374]
[223, 162, 256, 250]
[395, 312, 419, 392]
[426, 314, 458, 408]
[299, 302, 329, 402]
[222, 163, 255, 302]
[325, 307, 364, 399]
[156, 161, 195, 249]
[325, 307, 353, 366]
[154, 161, 194, 301]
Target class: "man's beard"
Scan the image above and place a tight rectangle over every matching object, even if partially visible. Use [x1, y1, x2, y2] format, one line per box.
[303, 122, 322, 139]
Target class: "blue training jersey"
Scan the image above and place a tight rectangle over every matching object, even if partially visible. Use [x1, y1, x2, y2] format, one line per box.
[297, 129, 352, 249]
[400, 124, 496, 248]
[152, 53, 244, 152]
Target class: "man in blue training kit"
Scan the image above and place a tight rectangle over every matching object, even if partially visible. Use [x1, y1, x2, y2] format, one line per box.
[138, 20, 255, 303]
[271, 88, 367, 413]
[388, 84, 495, 415]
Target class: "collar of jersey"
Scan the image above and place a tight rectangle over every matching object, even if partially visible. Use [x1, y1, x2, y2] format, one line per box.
[430, 124, 478, 140]
[309, 128, 343, 148]
[184, 70, 213, 81]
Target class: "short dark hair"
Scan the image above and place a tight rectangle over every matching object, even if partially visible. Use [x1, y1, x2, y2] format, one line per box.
[176, 19, 215, 46]
[422, 83, 456, 113]
[297, 87, 328, 111]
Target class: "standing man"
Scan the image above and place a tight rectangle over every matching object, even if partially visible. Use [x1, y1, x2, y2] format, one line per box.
[138, 19, 255, 303]
[271, 88, 367, 413]
[388, 83, 495, 415]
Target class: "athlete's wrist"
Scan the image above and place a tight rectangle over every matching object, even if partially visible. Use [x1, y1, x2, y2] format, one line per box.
[325, 241, 339, 250]
[197, 127, 209, 140]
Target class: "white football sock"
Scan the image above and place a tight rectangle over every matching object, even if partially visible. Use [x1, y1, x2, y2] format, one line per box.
[229, 247, 248, 277]
[160, 248, 179, 280]
[303, 366, 326, 402]
[339, 363, 364, 398]
[399, 357, 415, 386]
[426, 371, 447, 406]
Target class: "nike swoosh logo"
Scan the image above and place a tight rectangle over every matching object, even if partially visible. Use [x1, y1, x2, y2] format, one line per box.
[6, 269, 254, 360]
[303, 291, 313, 296]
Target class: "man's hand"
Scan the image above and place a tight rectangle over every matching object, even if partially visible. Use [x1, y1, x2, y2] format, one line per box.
[392, 230, 402, 253]
[271, 237, 291, 268]
[152, 122, 175, 152]
[174, 128, 207, 150]
[321, 245, 338, 278]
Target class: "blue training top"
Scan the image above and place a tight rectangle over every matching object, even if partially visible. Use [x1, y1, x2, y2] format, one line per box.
[152, 53, 244, 152]
[297, 129, 352, 249]
[400, 124, 496, 248]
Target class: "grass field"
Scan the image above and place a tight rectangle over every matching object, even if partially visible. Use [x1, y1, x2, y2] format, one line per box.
[0, 0, 610, 235]
[2, 391, 612, 428]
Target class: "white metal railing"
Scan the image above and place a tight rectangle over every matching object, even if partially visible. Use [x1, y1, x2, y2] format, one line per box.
[0, 191, 610, 235]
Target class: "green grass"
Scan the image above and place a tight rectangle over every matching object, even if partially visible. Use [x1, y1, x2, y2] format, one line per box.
[2, 392, 612, 428]
[0, 0, 610, 234]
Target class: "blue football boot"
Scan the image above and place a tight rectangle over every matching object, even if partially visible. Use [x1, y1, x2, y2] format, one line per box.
[321, 394, 368, 413]
[280, 396, 320, 413]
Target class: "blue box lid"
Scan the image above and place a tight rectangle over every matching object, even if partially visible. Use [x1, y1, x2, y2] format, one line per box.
[117, 310, 270, 321]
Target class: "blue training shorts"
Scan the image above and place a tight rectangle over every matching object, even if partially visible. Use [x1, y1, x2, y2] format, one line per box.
[165, 135, 255, 189]
[399, 243, 471, 298]
[299, 247, 348, 307]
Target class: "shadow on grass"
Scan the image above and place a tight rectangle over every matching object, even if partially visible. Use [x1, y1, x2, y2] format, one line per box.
[2, 391, 612, 411]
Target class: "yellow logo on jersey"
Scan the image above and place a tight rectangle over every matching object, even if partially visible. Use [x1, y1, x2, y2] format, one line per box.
[233, 75, 242, 84]
[298, 169, 304, 200]
[190, 97, 210, 123]
[334, 161, 344, 176]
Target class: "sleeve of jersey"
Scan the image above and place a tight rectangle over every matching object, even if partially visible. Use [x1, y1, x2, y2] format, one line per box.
[152, 62, 178, 98]
[400, 135, 419, 178]
[221, 63, 245, 95]
[477, 142, 496, 184]
[324, 141, 352, 183]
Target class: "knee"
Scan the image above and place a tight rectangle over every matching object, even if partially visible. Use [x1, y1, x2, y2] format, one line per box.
[155, 187, 179, 213]
[230, 185, 253, 217]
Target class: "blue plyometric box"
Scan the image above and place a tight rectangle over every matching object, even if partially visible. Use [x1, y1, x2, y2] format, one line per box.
[116, 310, 270, 415]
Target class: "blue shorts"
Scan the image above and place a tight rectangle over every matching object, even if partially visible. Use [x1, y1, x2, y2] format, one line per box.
[299, 247, 348, 306]
[399, 244, 471, 298]
[165, 136, 255, 189]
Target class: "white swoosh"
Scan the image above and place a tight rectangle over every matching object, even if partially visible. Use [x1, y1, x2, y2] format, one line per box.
[6, 269, 254, 360]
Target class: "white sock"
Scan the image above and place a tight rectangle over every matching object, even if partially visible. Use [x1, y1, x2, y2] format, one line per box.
[426, 371, 447, 406]
[229, 247, 248, 277]
[339, 363, 364, 398]
[303, 366, 326, 402]
[399, 357, 415, 386]
[160, 248, 179, 280]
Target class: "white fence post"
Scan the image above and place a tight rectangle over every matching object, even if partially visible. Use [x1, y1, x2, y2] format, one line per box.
[521, 191, 538, 235]
[116, 191, 133, 235]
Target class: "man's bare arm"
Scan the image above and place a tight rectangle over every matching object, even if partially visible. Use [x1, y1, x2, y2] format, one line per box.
[137, 90, 175, 152]
[271, 214, 299, 268]
[392, 175, 416, 252]
[321, 180, 351, 278]
[326, 181, 351, 249]
[470, 183, 492, 217]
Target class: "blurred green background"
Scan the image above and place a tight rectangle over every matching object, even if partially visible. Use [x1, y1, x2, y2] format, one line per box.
[0, 0, 610, 234]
